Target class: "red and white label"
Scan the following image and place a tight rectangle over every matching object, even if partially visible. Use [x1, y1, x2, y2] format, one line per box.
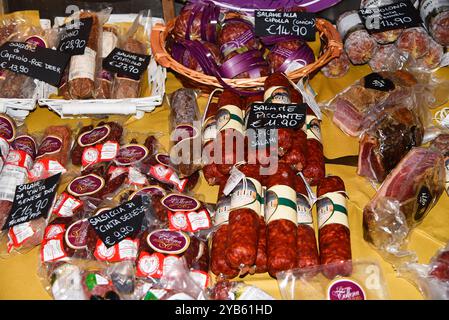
[148, 164, 188, 192]
[81, 141, 119, 167]
[44, 224, 66, 240]
[41, 236, 67, 263]
[190, 270, 209, 289]
[7, 222, 35, 248]
[168, 209, 211, 233]
[136, 252, 165, 278]
[29, 159, 66, 181]
[52, 193, 83, 217]
[94, 238, 139, 262]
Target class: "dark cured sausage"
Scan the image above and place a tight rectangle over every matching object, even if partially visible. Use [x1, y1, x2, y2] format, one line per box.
[294, 175, 319, 269]
[317, 176, 352, 279]
[265, 163, 298, 277]
[302, 108, 325, 186]
[264, 73, 293, 157]
[215, 90, 245, 176]
[210, 187, 239, 278]
[225, 164, 262, 272]
[255, 216, 268, 273]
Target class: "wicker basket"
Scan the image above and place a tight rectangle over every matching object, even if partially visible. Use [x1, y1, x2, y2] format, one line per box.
[151, 17, 343, 93]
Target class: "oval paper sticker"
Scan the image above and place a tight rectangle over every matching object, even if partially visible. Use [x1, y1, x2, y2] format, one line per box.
[161, 194, 200, 212]
[147, 229, 190, 255]
[37, 135, 63, 158]
[68, 174, 105, 197]
[65, 219, 89, 250]
[0, 115, 16, 142]
[115, 144, 149, 166]
[327, 279, 366, 300]
[12, 135, 37, 158]
[78, 125, 110, 147]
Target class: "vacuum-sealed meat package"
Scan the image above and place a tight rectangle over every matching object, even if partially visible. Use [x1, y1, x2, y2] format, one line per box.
[363, 147, 445, 262]
[328, 70, 418, 137]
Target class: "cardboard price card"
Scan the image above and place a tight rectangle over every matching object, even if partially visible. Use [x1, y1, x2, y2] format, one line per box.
[88, 196, 146, 248]
[2, 173, 61, 230]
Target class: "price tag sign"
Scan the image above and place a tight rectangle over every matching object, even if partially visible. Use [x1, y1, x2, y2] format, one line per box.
[0, 42, 71, 86]
[364, 72, 396, 91]
[246, 102, 307, 130]
[88, 196, 146, 248]
[255, 10, 316, 41]
[58, 17, 93, 56]
[2, 173, 61, 230]
[358, 0, 422, 33]
[103, 48, 151, 80]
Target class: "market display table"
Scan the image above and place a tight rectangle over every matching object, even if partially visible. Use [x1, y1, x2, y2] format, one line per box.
[0, 68, 448, 300]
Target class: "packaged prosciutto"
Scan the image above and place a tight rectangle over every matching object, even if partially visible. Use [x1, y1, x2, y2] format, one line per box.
[277, 260, 389, 300]
[430, 134, 449, 195]
[363, 147, 445, 264]
[327, 70, 418, 137]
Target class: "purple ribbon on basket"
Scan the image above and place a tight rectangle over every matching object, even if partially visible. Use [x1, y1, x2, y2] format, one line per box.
[260, 35, 300, 46]
[219, 50, 267, 79]
[273, 44, 315, 73]
[185, 1, 220, 42]
[220, 29, 255, 56]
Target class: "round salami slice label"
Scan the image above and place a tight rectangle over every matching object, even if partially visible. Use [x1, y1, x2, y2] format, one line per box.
[12, 135, 37, 158]
[170, 212, 188, 230]
[37, 135, 63, 158]
[96, 241, 116, 260]
[68, 174, 105, 197]
[138, 253, 161, 277]
[147, 229, 190, 255]
[161, 194, 200, 212]
[77, 125, 110, 147]
[115, 144, 149, 166]
[0, 115, 16, 142]
[65, 219, 89, 250]
[327, 279, 366, 300]
[26, 35, 48, 48]
[129, 186, 166, 201]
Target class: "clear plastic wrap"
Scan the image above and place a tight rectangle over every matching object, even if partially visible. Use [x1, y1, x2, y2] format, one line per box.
[208, 280, 275, 300]
[368, 44, 408, 72]
[321, 51, 350, 78]
[396, 27, 432, 60]
[64, 8, 112, 100]
[363, 147, 445, 265]
[168, 88, 202, 179]
[277, 260, 390, 300]
[327, 70, 419, 137]
[420, 0, 449, 47]
[111, 10, 152, 100]
[94, 25, 119, 99]
[336, 11, 377, 65]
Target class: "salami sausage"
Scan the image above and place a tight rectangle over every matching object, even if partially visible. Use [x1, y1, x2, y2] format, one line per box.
[255, 215, 268, 273]
[215, 90, 246, 176]
[265, 163, 298, 277]
[169, 88, 202, 178]
[68, 11, 101, 99]
[294, 174, 319, 269]
[264, 73, 295, 156]
[71, 121, 123, 166]
[280, 130, 308, 172]
[302, 107, 325, 186]
[112, 38, 147, 99]
[0, 114, 16, 174]
[317, 176, 352, 279]
[95, 25, 118, 99]
[30, 126, 72, 181]
[225, 164, 262, 272]
[210, 190, 239, 278]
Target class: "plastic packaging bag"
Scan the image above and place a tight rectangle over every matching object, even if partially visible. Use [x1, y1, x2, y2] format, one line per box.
[363, 147, 445, 265]
[277, 260, 389, 300]
[208, 280, 275, 300]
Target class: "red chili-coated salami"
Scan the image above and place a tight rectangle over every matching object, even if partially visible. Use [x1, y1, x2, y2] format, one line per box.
[280, 130, 308, 172]
[302, 108, 325, 186]
[225, 165, 262, 272]
[294, 175, 319, 269]
[265, 163, 298, 277]
[317, 176, 352, 279]
[255, 215, 268, 273]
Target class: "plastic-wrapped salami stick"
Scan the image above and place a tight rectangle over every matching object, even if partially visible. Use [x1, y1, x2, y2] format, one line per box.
[0, 134, 37, 229]
[295, 174, 319, 270]
[169, 88, 202, 178]
[420, 0, 449, 47]
[317, 176, 352, 279]
[66, 8, 112, 99]
[94, 25, 119, 99]
[0, 114, 17, 174]
[336, 11, 377, 65]
[111, 10, 152, 99]
[396, 27, 432, 60]
[210, 183, 239, 279]
[321, 51, 350, 79]
[265, 163, 298, 277]
[225, 164, 262, 275]
[29, 126, 72, 181]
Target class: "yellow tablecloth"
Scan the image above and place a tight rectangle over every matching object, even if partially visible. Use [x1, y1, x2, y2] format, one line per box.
[0, 68, 448, 300]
